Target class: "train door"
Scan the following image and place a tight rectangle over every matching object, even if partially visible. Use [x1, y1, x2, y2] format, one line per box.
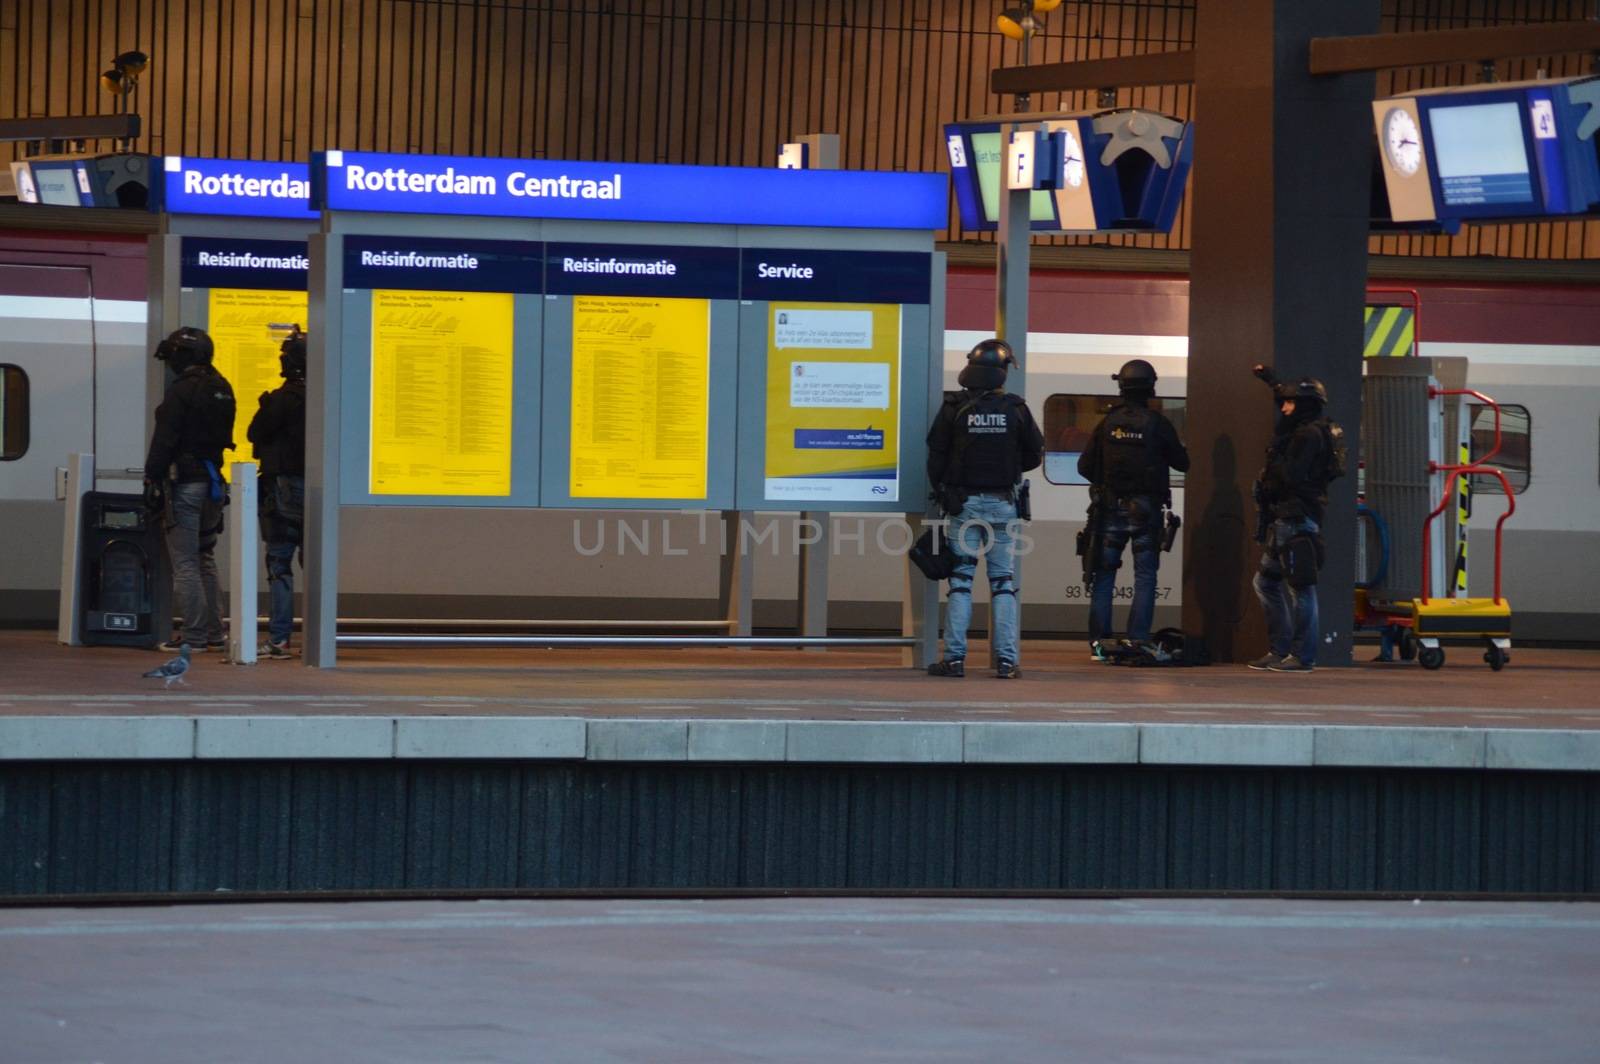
[0, 262, 99, 622]
[0, 262, 98, 501]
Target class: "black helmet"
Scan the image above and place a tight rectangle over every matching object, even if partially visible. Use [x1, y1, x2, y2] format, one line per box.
[154, 327, 214, 372]
[1113, 359, 1158, 392]
[1292, 377, 1327, 406]
[958, 338, 1016, 390]
[280, 332, 308, 381]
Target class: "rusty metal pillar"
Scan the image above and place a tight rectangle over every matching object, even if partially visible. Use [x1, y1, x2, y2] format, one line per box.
[1181, 0, 1379, 665]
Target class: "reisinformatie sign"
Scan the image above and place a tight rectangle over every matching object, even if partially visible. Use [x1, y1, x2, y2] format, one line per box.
[763, 302, 902, 502]
[570, 296, 710, 499]
[369, 289, 515, 496]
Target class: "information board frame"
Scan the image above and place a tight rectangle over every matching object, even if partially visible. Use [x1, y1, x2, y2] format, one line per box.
[537, 234, 741, 511]
[733, 242, 937, 514]
[332, 229, 546, 508]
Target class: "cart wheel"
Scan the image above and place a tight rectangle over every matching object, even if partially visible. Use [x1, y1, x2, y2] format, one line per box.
[1419, 646, 1445, 671]
[1485, 645, 1507, 671]
[1398, 630, 1418, 662]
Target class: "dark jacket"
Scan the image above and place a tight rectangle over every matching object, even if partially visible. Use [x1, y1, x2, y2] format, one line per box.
[926, 388, 1044, 491]
[1077, 398, 1190, 500]
[247, 379, 307, 478]
[144, 364, 236, 483]
[1260, 411, 1329, 523]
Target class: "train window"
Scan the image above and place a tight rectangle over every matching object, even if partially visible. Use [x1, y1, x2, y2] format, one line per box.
[0, 364, 27, 461]
[1041, 394, 1186, 487]
[1467, 402, 1529, 494]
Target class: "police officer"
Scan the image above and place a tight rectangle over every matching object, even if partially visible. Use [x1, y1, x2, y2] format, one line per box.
[1249, 375, 1333, 672]
[925, 338, 1044, 679]
[143, 327, 236, 653]
[247, 329, 307, 659]
[1077, 359, 1189, 658]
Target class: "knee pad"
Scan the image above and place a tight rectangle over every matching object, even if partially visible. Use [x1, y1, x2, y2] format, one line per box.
[1282, 534, 1319, 588]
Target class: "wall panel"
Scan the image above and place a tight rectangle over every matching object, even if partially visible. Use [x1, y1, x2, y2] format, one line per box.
[0, 0, 1596, 260]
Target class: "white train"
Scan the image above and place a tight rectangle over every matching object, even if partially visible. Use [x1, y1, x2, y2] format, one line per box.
[2, 238, 1595, 641]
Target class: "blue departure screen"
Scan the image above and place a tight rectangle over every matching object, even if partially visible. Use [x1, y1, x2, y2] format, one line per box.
[1429, 102, 1535, 207]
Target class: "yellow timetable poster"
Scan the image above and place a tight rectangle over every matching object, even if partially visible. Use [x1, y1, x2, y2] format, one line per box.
[570, 295, 710, 499]
[764, 302, 900, 502]
[369, 289, 514, 496]
[207, 287, 308, 475]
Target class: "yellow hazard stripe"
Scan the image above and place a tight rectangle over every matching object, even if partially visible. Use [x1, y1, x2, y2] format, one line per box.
[1362, 306, 1415, 358]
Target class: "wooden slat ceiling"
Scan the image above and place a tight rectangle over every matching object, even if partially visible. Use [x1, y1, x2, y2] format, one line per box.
[0, 0, 1595, 259]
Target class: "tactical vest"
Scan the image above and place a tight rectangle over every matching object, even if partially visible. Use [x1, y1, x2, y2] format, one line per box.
[1098, 403, 1166, 500]
[947, 391, 1025, 489]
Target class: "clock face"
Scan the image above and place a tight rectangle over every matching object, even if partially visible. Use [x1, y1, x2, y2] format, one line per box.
[1062, 129, 1085, 188]
[1383, 107, 1422, 177]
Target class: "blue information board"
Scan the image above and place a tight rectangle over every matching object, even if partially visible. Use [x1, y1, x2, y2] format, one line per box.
[162, 156, 317, 219]
[313, 150, 947, 230]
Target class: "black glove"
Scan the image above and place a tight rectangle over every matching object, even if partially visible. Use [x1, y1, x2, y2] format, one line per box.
[142, 478, 165, 515]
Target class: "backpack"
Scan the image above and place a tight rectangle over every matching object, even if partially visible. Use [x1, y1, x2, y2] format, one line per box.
[1317, 418, 1347, 483]
[1103, 628, 1210, 667]
[193, 369, 238, 453]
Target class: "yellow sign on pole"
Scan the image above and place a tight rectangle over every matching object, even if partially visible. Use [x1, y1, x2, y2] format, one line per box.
[569, 295, 710, 500]
[369, 289, 515, 496]
[764, 301, 900, 502]
[208, 287, 309, 474]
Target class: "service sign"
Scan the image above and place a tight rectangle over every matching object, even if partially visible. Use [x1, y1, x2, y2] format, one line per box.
[163, 157, 317, 219]
[313, 150, 948, 230]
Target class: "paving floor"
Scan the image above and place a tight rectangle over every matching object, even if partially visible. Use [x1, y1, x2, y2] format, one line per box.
[1, 630, 1597, 729]
[2, 896, 1596, 1063]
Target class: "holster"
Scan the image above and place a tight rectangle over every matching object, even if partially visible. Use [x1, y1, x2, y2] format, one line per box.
[1078, 499, 1106, 590]
[1162, 510, 1182, 553]
[1281, 532, 1321, 588]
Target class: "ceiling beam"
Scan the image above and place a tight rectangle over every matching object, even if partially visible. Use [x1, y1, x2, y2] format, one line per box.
[1309, 20, 1600, 75]
[0, 114, 140, 144]
[990, 50, 1195, 96]
[989, 21, 1600, 97]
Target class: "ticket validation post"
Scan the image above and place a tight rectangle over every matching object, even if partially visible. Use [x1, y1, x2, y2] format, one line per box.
[305, 150, 947, 667]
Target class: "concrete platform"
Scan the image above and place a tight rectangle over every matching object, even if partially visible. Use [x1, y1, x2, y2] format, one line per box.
[3, 632, 1599, 770]
[4, 897, 1597, 1063]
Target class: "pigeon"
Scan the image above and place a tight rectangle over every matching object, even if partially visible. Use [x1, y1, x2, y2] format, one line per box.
[141, 645, 191, 687]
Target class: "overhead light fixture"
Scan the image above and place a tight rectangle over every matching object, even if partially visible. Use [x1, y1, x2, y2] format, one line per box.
[99, 49, 150, 140]
[113, 50, 149, 76]
[998, 0, 1063, 41]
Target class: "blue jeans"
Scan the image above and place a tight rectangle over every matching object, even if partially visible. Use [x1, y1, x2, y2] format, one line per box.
[165, 480, 223, 647]
[942, 493, 1021, 666]
[1253, 516, 1320, 665]
[1089, 497, 1161, 643]
[260, 474, 305, 645]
